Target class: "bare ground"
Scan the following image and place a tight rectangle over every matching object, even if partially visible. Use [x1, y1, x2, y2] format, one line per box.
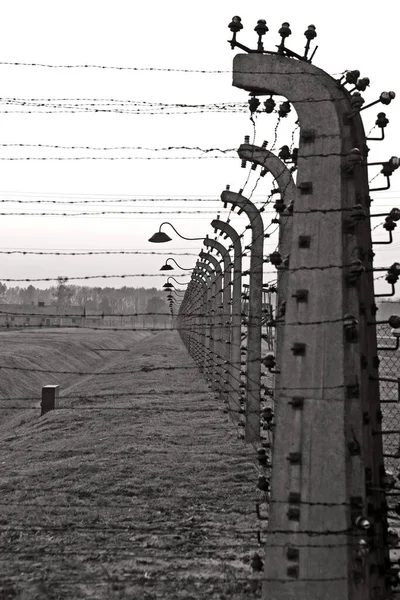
[0, 329, 261, 599]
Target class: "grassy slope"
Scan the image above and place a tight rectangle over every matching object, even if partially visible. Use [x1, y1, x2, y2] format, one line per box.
[0, 330, 261, 600]
[0, 328, 150, 427]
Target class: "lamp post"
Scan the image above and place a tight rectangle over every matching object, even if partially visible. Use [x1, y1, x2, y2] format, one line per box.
[160, 257, 193, 271]
[148, 222, 204, 243]
[149, 223, 207, 365]
[163, 276, 190, 287]
[163, 277, 187, 331]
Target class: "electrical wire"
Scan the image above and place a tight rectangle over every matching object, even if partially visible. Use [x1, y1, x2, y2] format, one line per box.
[0, 273, 191, 282]
[0, 250, 199, 256]
[0, 209, 223, 216]
[0, 143, 240, 152]
[0, 62, 341, 74]
[0, 155, 238, 161]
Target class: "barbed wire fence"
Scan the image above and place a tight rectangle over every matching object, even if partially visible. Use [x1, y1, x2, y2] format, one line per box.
[174, 19, 400, 600]
[0, 50, 295, 600]
[0, 18, 399, 600]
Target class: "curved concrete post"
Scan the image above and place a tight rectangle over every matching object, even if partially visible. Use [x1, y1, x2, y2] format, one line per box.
[199, 251, 223, 393]
[204, 237, 233, 404]
[178, 281, 197, 354]
[179, 272, 206, 365]
[195, 261, 217, 383]
[191, 270, 209, 373]
[182, 277, 205, 368]
[237, 144, 297, 411]
[220, 189, 264, 444]
[211, 219, 243, 421]
[233, 52, 386, 599]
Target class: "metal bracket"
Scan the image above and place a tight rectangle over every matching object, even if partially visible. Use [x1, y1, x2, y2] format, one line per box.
[297, 181, 313, 195]
[298, 235, 311, 248]
[288, 396, 305, 409]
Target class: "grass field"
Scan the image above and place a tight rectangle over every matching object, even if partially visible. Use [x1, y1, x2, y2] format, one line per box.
[0, 329, 261, 599]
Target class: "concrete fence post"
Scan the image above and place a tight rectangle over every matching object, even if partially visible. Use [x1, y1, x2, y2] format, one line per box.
[190, 271, 209, 372]
[194, 262, 216, 385]
[203, 237, 233, 407]
[232, 51, 388, 599]
[237, 144, 296, 416]
[199, 251, 224, 396]
[220, 190, 264, 443]
[211, 219, 243, 422]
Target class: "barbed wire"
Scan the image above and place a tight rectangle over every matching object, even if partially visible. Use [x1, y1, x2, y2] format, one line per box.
[5, 308, 394, 325]
[0, 522, 369, 537]
[0, 198, 223, 205]
[0, 325, 181, 333]
[0, 97, 245, 106]
[0, 155, 239, 161]
[0, 249, 199, 256]
[0, 108, 247, 115]
[0, 405, 222, 411]
[0, 350, 365, 390]
[0, 273, 190, 282]
[0, 143, 239, 152]
[0, 62, 346, 76]
[0, 150, 361, 162]
[0, 193, 397, 205]
[0, 363, 195, 375]
[2, 388, 372, 413]
[0, 310, 176, 318]
[0, 209, 223, 216]
[0, 56, 396, 593]
[0, 390, 209, 402]
[0, 97, 246, 108]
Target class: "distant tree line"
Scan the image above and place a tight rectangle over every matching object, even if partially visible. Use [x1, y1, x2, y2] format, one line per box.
[0, 279, 169, 318]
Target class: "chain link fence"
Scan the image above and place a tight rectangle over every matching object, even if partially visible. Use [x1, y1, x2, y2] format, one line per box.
[378, 322, 400, 472]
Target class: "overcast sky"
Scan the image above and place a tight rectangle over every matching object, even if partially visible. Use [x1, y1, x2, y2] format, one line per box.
[0, 0, 398, 293]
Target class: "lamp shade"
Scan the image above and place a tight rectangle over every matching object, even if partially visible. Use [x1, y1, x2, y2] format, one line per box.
[160, 263, 174, 271]
[392, 263, 400, 274]
[163, 282, 174, 289]
[148, 231, 172, 243]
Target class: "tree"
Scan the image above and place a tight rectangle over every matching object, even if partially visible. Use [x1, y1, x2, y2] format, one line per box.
[53, 277, 74, 308]
[0, 282, 6, 301]
[146, 296, 168, 327]
[99, 296, 113, 315]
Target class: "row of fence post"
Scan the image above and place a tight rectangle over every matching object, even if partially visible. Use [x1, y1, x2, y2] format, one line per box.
[172, 119, 397, 600]
[176, 141, 295, 446]
[172, 32, 399, 599]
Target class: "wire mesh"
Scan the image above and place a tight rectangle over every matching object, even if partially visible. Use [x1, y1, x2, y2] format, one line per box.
[378, 322, 400, 472]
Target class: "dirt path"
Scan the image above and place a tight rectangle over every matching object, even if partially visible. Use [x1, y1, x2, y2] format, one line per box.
[0, 331, 261, 599]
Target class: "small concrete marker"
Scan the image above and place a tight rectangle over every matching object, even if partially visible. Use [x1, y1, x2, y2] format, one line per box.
[41, 385, 60, 416]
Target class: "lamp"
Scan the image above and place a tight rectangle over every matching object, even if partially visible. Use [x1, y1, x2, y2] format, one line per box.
[164, 276, 190, 286]
[149, 222, 204, 243]
[160, 262, 174, 271]
[160, 257, 193, 271]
